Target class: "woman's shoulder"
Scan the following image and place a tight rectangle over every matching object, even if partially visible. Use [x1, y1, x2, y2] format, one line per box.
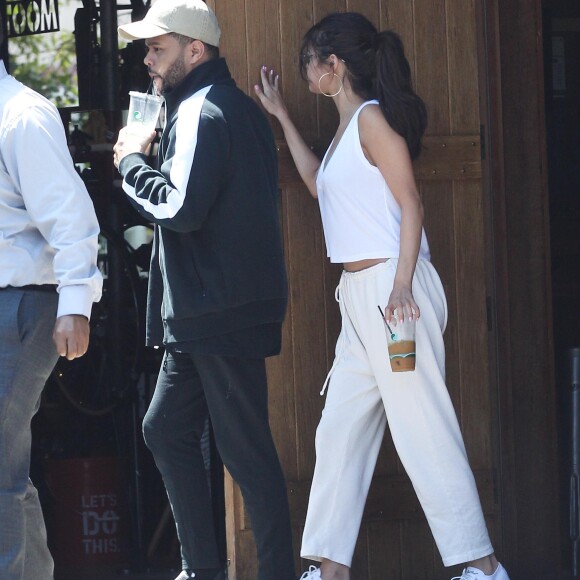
[357, 101, 410, 162]
[358, 101, 398, 138]
[358, 100, 381, 117]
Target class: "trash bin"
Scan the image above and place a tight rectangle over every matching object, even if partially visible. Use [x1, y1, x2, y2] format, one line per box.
[45, 456, 129, 569]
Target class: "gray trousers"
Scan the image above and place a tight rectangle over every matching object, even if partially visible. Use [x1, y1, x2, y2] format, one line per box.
[0, 288, 59, 580]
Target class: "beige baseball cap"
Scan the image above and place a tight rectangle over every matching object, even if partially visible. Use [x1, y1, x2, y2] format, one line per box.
[118, 0, 221, 47]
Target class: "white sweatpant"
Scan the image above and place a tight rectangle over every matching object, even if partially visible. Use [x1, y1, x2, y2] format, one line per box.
[300, 260, 493, 568]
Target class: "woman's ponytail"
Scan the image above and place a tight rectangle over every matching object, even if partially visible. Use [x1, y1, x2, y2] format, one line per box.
[374, 31, 427, 160]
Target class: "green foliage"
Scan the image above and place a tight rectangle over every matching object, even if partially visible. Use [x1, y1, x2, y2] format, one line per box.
[9, 30, 78, 107]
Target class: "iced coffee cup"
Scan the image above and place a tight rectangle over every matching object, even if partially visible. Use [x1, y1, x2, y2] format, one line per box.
[127, 91, 163, 134]
[379, 307, 416, 372]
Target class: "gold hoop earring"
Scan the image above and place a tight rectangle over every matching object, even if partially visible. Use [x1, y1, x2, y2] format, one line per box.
[318, 72, 343, 98]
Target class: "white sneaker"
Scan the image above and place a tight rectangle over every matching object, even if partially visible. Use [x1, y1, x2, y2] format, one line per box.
[175, 573, 195, 580]
[299, 565, 321, 579]
[452, 563, 510, 580]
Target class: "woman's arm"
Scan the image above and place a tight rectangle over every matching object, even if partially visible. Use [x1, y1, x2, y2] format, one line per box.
[359, 104, 424, 323]
[254, 67, 321, 198]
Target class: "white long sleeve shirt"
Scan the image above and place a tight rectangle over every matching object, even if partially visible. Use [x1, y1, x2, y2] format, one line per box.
[0, 60, 102, 318]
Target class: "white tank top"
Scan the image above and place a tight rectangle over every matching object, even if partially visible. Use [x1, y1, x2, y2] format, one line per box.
[316, 100, 431, 263]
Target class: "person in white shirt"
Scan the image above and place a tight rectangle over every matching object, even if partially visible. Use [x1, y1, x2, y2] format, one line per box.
[0, 18, 102, 580]
[255, 12, 510, 580]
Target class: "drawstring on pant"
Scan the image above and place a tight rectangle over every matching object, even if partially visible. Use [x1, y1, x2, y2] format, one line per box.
[320, 283, 344, 396]
[320, 354, 341, 396]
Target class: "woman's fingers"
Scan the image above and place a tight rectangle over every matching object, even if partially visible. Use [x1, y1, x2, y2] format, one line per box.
[395, 303, 405, 323]
[409, 300, 421, 320]
[385, 300, 420, 322]
[260, 67, 281, 95]
[261, 66, 274, 90]
[256, 66, 288, 120]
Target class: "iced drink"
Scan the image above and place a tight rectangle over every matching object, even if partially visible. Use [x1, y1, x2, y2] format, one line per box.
[380, 309, 416, 372]
[387, 338, 416, 372]
[127, 91, 163, 134]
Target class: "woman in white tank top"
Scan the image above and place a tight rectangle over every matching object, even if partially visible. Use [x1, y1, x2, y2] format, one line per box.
[256, 12, 510, 580]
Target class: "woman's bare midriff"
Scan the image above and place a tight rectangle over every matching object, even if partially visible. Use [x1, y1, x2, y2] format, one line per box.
[343, 258, 388, 272]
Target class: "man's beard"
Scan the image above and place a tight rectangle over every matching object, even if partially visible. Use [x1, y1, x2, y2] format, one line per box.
[157, 52, 187, 96]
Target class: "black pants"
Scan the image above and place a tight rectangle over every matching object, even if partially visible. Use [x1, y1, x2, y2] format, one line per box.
[143, 350, 295, 580]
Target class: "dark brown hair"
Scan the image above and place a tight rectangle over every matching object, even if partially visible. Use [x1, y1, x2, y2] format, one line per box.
[300, 12, 427, 159]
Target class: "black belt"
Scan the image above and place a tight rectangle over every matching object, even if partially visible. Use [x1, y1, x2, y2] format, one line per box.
[1, 284, 57, 292]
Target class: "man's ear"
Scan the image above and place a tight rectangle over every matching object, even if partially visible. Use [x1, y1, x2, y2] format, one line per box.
[187, 40, 206, 65]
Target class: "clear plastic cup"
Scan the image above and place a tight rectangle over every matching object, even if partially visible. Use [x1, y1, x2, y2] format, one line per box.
[381, 311, 416, 372]
[127, 91, 163, 134]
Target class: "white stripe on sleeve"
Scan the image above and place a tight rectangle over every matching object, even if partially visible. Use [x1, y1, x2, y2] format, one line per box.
[123, 85, 213, 220]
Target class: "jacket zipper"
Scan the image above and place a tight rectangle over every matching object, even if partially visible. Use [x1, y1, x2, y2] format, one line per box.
[191, 260, 206, 297]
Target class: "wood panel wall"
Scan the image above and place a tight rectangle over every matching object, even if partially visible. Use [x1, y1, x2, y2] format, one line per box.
[490, 0, 562, 575]
[211, 1, 504, 578]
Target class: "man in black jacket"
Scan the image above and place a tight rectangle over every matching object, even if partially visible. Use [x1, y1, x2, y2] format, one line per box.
[113, 2, 294, 579]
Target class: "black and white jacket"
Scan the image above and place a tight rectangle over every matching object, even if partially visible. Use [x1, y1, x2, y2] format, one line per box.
[119, 58, 287, 348]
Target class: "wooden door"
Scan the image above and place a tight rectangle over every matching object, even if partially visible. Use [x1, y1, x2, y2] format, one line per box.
[211, 1, 500, 578]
